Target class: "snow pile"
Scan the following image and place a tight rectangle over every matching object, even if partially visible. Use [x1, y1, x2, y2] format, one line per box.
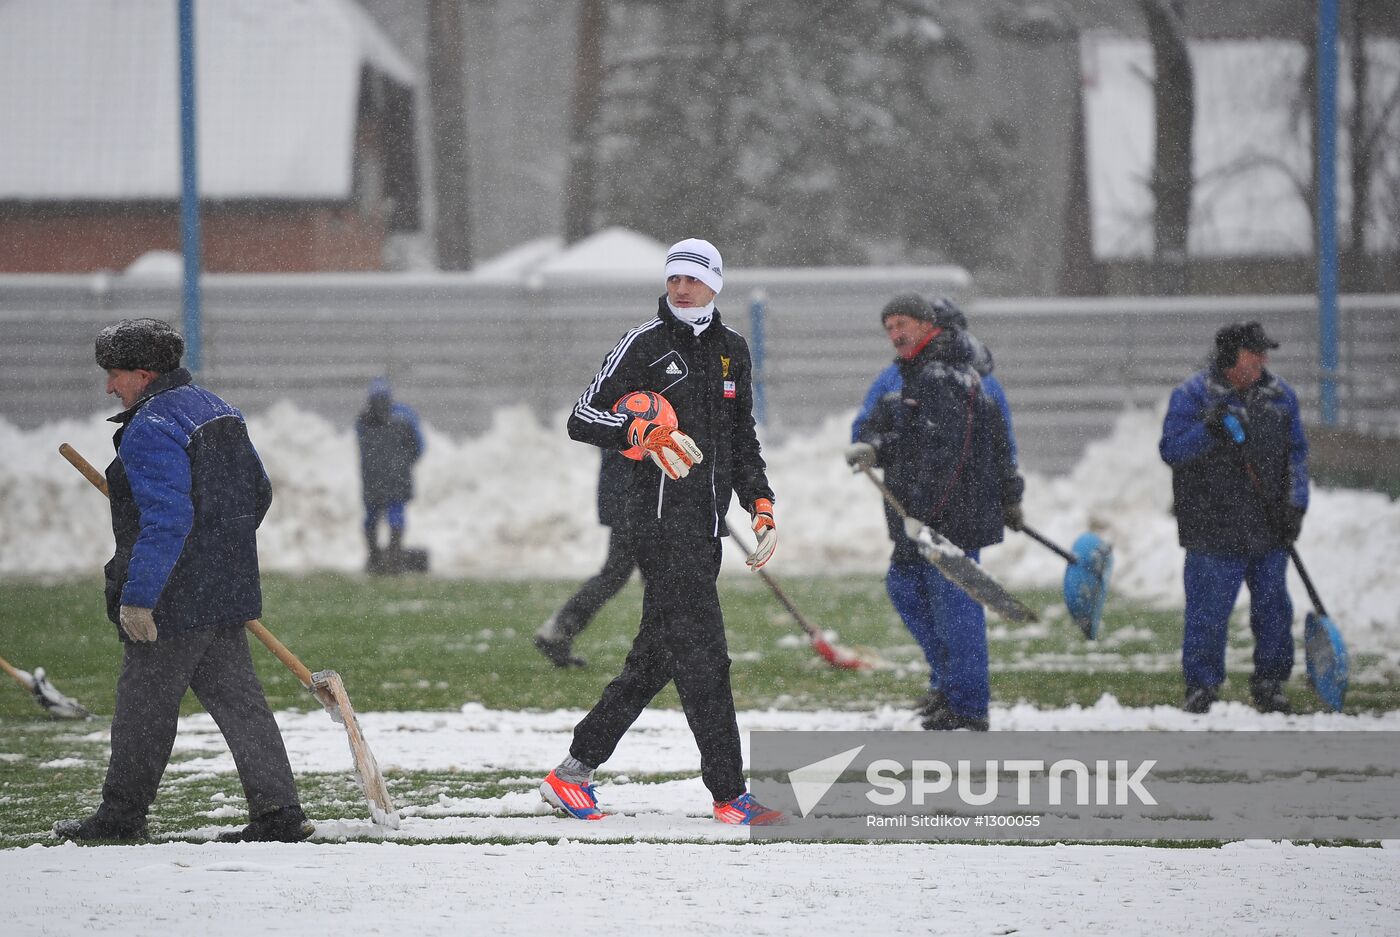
[2, 399, 1397, 653]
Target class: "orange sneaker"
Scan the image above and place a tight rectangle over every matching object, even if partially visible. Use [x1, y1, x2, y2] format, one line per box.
[713, 792, 784, 826]
[540, 770, 604, 820]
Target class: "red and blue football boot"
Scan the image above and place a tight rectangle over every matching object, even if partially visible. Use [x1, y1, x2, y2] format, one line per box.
[540, 770, 604, 820]
[713, 792, 784, 826]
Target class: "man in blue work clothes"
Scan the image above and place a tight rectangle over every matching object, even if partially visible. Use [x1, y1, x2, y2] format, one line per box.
[847, 295, 1023, 731]
[1159, 321, 1309, 714]
[356, 378, 425, 574]
[55, 318, 311, 843]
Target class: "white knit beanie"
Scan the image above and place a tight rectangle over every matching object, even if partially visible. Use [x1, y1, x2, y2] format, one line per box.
[664, 238, 723, 294]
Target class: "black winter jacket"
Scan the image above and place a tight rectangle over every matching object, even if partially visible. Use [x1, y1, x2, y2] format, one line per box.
[568, 298, 774, 538]
[860, 337, 1022, 559]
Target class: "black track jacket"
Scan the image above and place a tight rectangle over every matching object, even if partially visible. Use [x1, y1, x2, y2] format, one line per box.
[568, 297, 774, 538]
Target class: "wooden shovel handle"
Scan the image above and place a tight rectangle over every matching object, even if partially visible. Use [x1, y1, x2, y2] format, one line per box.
[0, 654, 34, 689]
[243, 619, 315, 687]
[59, 443, 109, 496]
[59, 442, 330, 698]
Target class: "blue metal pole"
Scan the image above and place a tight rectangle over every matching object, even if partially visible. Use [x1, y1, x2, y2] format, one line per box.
[1316, 0, 1339, 425]
[749, 290, 767, 426]
[178, 0, 203, 372]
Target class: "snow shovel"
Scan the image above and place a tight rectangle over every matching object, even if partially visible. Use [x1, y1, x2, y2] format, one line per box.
[0, 654, 93, 719]
[1019, 524, 1113, 639]
[860, 467, 1038, 623]
[59, 442, 400, 828]
[1221, 416, 1349, 712]
[722, 519, 884, 671]
[1291, 548, 1349, 712]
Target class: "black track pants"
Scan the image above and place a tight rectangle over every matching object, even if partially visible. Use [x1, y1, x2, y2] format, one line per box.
[102, 622, 299, 820]
[554, 525, 638, 638]
[569, 531, 744, 802]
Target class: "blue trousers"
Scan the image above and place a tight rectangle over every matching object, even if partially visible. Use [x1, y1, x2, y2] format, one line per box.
[364, 501, 406, 536]
[1182, 549, 1294, 691]
[886, 555, 988, 719]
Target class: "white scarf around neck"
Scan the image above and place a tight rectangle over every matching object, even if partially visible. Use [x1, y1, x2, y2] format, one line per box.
[667, 299, 715, 336]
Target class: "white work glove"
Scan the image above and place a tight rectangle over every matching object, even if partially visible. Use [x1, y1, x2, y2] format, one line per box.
[902, 516, 925, 541]
[628, 419, 703, 480]
[119, 605, 157, 642]
[844, 442, 877, 471]
[747, 498, 777, 571]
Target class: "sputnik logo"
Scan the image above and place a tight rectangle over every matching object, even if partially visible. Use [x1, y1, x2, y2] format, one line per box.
[787, 745, 865, 818]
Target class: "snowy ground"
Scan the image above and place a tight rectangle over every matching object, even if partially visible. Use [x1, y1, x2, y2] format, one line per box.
[8, 839, 1398, 937]
[9, 703, 1400, 936]
[3, 399, 1399, 658]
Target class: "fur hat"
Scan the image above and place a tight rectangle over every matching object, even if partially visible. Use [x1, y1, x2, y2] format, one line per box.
[665, 238, 723, 294]
[94, 318, 184, 373]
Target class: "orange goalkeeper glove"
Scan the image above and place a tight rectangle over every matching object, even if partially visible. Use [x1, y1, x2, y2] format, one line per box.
[627, 419, 703, 481]
[747, 498, 776, 570]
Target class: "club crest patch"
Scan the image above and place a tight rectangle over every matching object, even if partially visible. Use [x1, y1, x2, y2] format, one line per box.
[720, 355, 731, 378]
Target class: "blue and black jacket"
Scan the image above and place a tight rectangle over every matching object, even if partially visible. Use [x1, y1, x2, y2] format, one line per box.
[1159, 367, 1309, 556]
[858, 337, 1023, 558]
[104, 369, 272, 638]
[356, 399, 424, 506]
[851, 331, 1018, 466]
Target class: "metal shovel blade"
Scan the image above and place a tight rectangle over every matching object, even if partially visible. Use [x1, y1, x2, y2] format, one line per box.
[30, 667, 94, 720]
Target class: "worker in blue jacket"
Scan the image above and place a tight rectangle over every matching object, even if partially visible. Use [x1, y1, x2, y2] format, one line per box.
[356, 378, 424, 574]
[850, 297, 1019, 728]
[1159, 321, 1309, 714]
[54, 318, 311, 844]
[847, 295, 1023, 731]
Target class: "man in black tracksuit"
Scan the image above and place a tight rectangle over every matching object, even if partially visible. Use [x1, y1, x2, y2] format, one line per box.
[534, 449, 637, 668]
[539, 238, 783, 826]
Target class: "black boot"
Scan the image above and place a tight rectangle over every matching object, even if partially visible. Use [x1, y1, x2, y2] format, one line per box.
[921, 707, 989, 731]
[534, 613, 587, 668]
[1249, 678, 1292, 714]
[1183, 685, 1218, 714]
[216, 805, 314, 843]
[53, 807, 148, 843]
[365, 531, 384, 575]
[385, 528, 405, 575]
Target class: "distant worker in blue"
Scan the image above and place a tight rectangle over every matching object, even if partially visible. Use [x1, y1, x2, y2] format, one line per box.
[534, 450, 638, 668]
[356, 378, 424, 575]
[846, 294, 1023, 731]
[1159, 321, 1308, 715]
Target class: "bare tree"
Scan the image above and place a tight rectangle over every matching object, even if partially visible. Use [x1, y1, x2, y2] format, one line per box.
[1141, 0, 1194, 295]
[429, 0, 472, 269]
[564, 0, 607, 243]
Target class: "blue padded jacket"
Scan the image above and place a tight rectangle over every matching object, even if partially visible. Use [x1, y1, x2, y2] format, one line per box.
[104, 369, 272, 638]
[1159, 367, 1309, 556]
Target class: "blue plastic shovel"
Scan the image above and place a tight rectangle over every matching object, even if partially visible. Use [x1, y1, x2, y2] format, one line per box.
[1292, 547, 1350, 712]
[1021, 524, 1114, 640]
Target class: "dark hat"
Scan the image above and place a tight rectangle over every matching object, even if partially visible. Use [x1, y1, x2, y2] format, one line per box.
[880, 293, 935, 324]
[94, 318, 184, 373]
[929, 296, 967, 331]
[1216, 321, 1279, 356]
